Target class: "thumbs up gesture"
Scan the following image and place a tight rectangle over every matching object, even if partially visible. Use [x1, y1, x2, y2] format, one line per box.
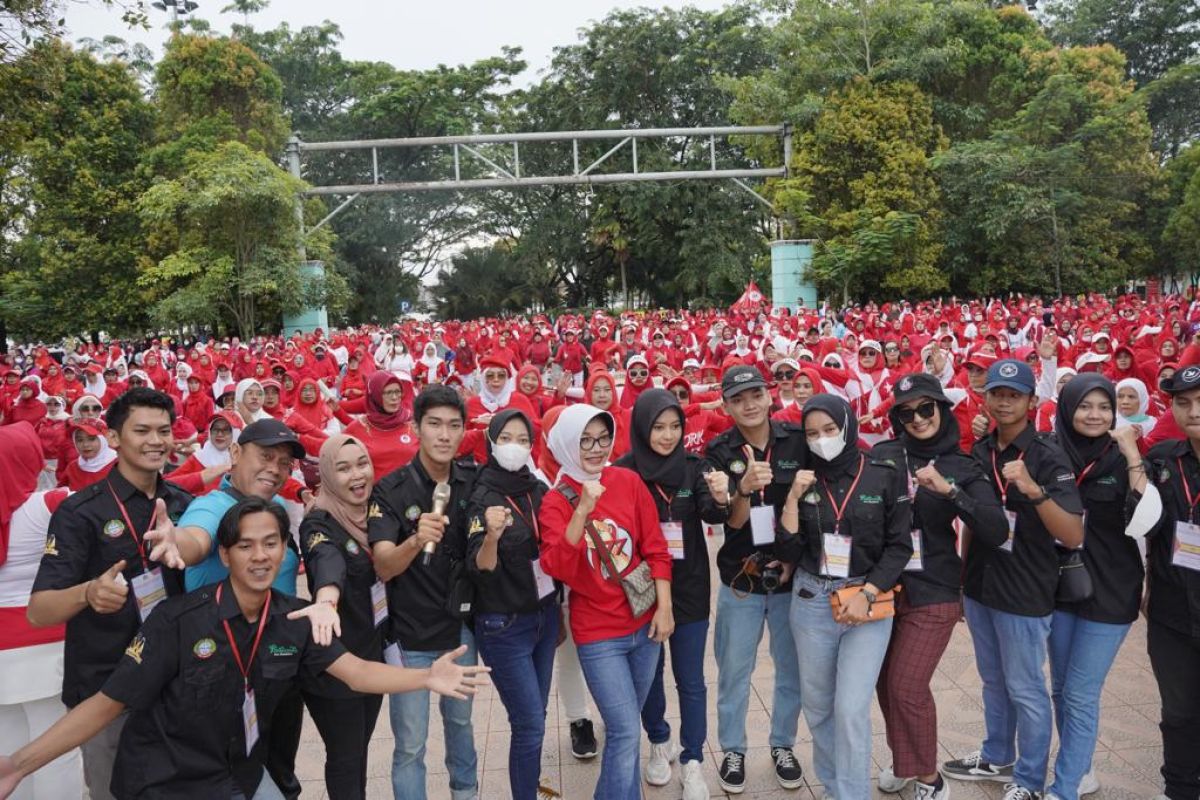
[86, 560, 130, 614]
[738, 444, 773, 495]
[144, 498, 185, 570]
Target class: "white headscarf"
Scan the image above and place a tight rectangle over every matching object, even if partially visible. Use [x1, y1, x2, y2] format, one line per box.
[235, 378, 269, 422]
[1116, 377, 1157, 435]
[478, 368, 515, 413]
[128, 369, 154, 390]
[76, 430, 117, 473]
[195, 414, 243, 468]
[44, 395, 70, 421]
[419, 342, 441, 372]
[546, 403, 614, 485]
[175, 362, 193, 396]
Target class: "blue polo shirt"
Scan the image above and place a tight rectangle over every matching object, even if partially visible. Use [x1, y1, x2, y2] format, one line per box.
[181, 475, 299, 593]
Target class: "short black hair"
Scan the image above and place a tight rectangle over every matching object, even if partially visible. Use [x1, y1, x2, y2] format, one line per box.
[217, 496, 290, 549]
[106, 387, 176, 433]
[413, 384, 466, 424]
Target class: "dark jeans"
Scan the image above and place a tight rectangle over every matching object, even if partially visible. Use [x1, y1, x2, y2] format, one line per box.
[304, 691, 384, 800]
[264, 684, 304, 800]
[641, 618, 709, 763]
[475, 603, 560, 800]
[1148, 619, 1200, 800]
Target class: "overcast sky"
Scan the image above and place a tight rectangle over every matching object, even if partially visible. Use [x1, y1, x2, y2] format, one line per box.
[64, 0, 733, 84]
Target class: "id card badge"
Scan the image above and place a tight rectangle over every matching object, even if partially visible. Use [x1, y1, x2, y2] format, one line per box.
[370, 580, 388, 627]
[661, 520, 685, 560]
[1001, 510, 1017, 553]
[904, 529, 924, 572]
[750, 505, 776, 547]
[1172, 521, 1200, 571]
[823, 533, 852, 578]
[242, 687, 259, 755]
[531, 558, 556, 600]
[383, 641, 404, 667]
[131, 567, 167, 622]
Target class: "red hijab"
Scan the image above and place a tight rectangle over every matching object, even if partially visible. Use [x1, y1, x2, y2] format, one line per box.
[1, 422, 44, 566]
[366, 372, 412, 431]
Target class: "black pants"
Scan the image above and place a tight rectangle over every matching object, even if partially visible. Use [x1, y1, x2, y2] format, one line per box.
[264, 684, 304, 800]
[304, 691, 384, 800]
[1148, 619, 1200, 800]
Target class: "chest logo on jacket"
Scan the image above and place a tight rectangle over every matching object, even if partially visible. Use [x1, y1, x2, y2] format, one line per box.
[586, 519, 632, 578]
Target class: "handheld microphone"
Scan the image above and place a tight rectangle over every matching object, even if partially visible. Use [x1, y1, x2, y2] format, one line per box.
[422, 481, 452, 566]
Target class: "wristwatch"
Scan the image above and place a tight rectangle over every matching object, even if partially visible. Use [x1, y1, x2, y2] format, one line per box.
[862, 587, 878, 605]
[1030, 486, 1050, 505]
[945, 485, 961, 501]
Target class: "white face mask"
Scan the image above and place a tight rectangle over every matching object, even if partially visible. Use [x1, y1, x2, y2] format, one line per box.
[492, 442, 531, 472]
[810, 432, 846, 462]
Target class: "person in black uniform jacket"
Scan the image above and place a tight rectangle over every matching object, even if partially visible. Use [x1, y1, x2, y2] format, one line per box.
[776, 393, 913, 800]
[27, 387, 192, 800]
[616, 389, 730, 799]
[702, 365, 807, 794]
[299, 434, 385, 800]
[463, 409, 557, 800]
[0, 497, 488, 800]
[1045, 373, 1152, 800]
[871, 373, 1008, 800]
[1143, 364, 1200, 800]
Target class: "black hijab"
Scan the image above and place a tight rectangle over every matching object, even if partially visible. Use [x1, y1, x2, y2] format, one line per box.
[476, 408, 543, 496]
[802, 393, 863, 477]
[888, 399, 961, 462]
[1054, 373, 1120, 479]
[626, 388, 688, 489]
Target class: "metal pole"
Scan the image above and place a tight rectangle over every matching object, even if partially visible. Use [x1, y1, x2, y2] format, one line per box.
[286, 134, 307, 261]
[782, 123, 793, 178]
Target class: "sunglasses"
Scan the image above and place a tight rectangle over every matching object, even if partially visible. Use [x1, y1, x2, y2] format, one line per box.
[859, 349, 878, 357]
[79, 405, 102, 413]
[884, 346, 899, 353]
[895, 400, 938, 425]
[628, 369, 649, 379]
[670, 389, 690, 399]
[774, 370, 796, 380]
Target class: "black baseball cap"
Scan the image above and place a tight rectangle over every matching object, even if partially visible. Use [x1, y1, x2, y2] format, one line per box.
[892, 372, 950, 406]
[1162, 364, 1200, 394]
[721, 365, 769, 399]
[238, 418, 305, 459]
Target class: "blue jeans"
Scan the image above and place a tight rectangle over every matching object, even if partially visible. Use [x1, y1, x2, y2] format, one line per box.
[387, 626, 478, 800]
[963, 597, 1053, 793]
[1048, 610, 1130, 800]
[576, 624, 662, 800]
[790, 572, 893, 800]
[713, 582, 803, 753]
[475, 605, 560, 800]
[641, 619, 709, 763]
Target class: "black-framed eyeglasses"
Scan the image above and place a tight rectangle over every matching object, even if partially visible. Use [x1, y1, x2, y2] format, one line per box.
[579, 433, 613, 451]
[895, 401, 938, 425]
[774, 370, 796, 380]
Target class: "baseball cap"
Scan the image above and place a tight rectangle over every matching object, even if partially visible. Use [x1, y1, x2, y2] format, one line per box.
[721, 365, 769, 399]
[238, 419, 305, 459]
[984, 359, 1036, 395]
[71, 418, 108, 437]
[892, 372, 950, 406]
[1162, 364, 1200, 394]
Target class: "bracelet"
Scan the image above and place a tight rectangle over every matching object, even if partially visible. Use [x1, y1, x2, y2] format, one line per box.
[1127, 461, 1146, 472]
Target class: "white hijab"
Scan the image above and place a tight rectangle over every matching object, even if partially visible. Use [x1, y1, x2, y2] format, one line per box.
[195, 415, 242, 468]
[1116, 377, 1157, 435]
[235, 378, 270, 422]
[546, 403, 614, 485]
[478, 371, 515, 413]
[76, 432, 117, 473]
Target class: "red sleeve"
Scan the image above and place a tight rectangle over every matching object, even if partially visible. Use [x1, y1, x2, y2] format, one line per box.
[44, 488, 70, 514]
[811, 363, 851, 387]
[537, 488, 588, 584]
[279, 477, 308, 503]
[339, 396, 368, 415]
[166, 469, 207, 495]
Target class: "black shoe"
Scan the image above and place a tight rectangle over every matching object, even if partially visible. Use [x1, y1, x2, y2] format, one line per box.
[718, 751, 747, 795]
[569, 719, 597, 760]
[771, 746, 804, 790]
[941, 751, 1014, 783]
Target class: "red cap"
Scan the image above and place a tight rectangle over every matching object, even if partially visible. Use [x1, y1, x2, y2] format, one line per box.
[71, 418, 108, 437]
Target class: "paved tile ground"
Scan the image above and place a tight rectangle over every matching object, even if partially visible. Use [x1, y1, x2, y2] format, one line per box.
[294, 536, 1165, 800]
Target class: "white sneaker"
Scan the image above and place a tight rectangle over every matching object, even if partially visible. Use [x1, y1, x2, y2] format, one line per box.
[914, 778, 950, 800]
[879, 766, 913, 793]
[1001, 783, 1038, 800]
[681, 760, 708, 800]
[643, 741, 677, 786]
[1078, 771, 1100, 796]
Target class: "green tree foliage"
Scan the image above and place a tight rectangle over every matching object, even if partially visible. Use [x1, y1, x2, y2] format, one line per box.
[432, 245, 541, 319]
[935, 45, 1159, 294]
[137, 140, 340, 338]
[152, 32, 287, 157]
[0, 41, 155, 339]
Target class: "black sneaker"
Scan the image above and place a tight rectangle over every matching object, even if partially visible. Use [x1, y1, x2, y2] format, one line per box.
[569, 719, 597, 760]
[771, 747, 804, 789]
[718, 751, 747, 794]
[1002, 783, 1040, 800]
[941, 751, 1014, 783]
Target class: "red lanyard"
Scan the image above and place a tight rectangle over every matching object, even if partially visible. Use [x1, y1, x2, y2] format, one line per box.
[106, 481, 152, 569]
[819, 455, 866, 534]
[1075, 444, 1112, 487]
[216, 583, 271, 690]
[505, 495, 539, 541]
[1177, 458, 1200, 510]
[652, 484, 676, 521]
[991, 449, 1025, 504]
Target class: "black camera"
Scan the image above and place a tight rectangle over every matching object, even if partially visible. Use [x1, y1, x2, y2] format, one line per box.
[742, 551, 782, 592]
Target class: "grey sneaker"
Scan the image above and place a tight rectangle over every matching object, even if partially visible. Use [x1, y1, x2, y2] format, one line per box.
[878, 766, 912, 793]
[1001, 783, 1039, 800]
[914, 778, 950, 800]
[1078, 771, 1100, 796]
[942, 750, 1015, 783]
